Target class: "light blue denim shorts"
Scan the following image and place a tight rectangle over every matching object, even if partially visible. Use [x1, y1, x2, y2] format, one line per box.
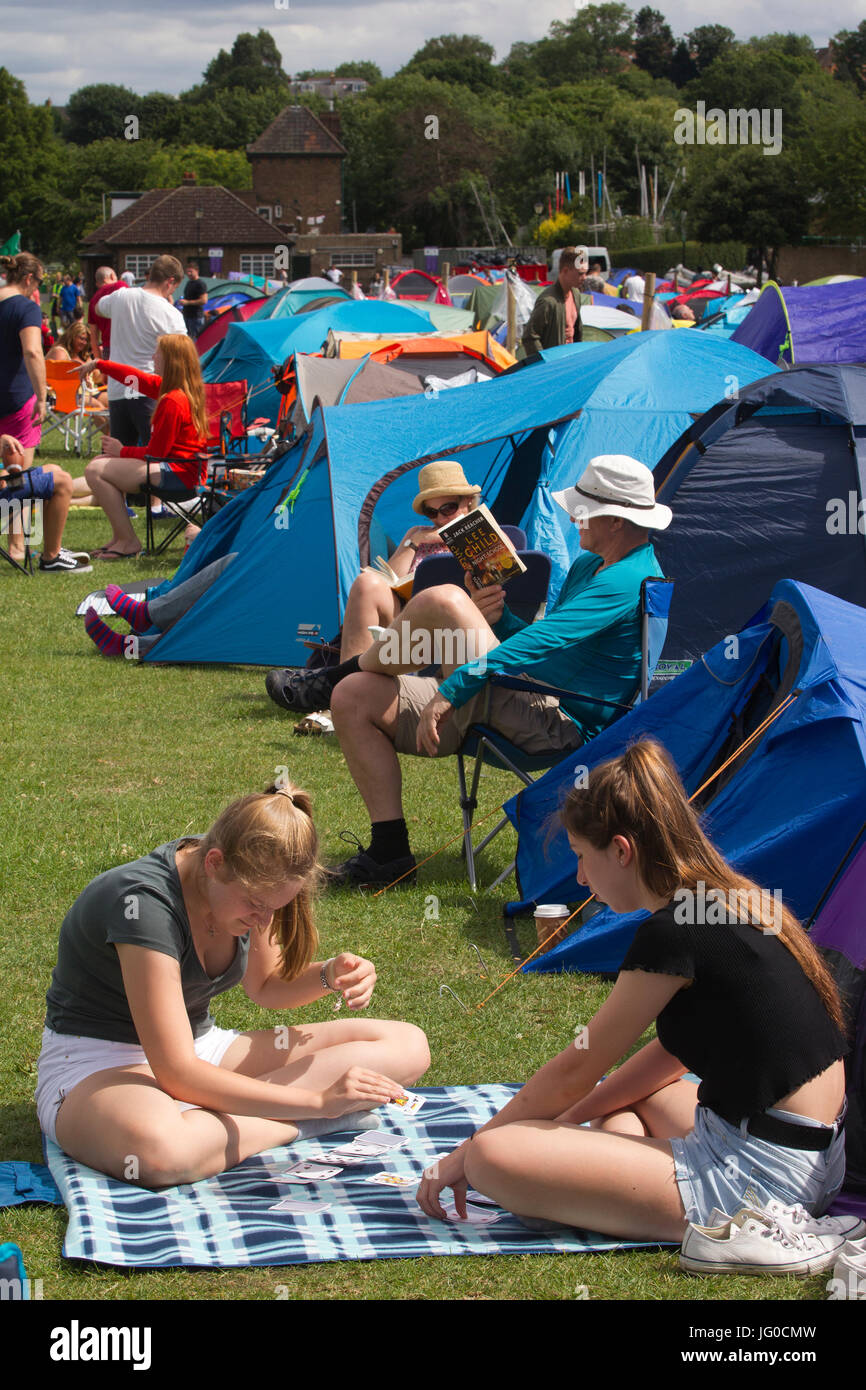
[670, 1103, 846, 1225]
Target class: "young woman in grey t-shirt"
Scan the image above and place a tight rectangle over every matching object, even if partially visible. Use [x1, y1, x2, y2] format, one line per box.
[37, 782, 430, 1187]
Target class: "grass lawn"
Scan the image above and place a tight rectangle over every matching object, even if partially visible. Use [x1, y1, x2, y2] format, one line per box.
[0, 436, 831, 1303]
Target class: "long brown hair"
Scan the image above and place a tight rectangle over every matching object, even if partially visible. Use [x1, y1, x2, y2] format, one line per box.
[562, 738, 844, 1030]
[156, 333, 208, 439]
[193, 781, 323, 979]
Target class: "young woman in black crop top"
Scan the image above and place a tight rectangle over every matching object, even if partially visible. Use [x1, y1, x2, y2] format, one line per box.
[416, 739, 848, 1240]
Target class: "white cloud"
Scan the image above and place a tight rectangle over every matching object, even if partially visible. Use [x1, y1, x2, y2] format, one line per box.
[3, 0, 864, 104]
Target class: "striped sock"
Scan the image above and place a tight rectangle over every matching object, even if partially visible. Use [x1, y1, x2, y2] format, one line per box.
[105, 584, 151, 633]
[84, 607, 126, 657]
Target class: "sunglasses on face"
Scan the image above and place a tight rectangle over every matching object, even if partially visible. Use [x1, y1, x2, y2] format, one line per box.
[422, 499, 462, 521]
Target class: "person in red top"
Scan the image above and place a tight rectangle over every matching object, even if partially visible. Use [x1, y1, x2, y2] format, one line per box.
[87, 266, 126, 358]
[75, 333, 208, 559]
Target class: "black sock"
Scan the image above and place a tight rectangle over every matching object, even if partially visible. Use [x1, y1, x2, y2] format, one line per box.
[367, 818, 412, 864]
[325, 654, 361, 690]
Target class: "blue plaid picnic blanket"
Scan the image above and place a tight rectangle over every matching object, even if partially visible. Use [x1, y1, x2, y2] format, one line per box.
[45, 1085, 668, 1268]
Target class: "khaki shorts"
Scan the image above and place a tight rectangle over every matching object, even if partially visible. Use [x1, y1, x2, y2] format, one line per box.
[394, 674, 584, 759]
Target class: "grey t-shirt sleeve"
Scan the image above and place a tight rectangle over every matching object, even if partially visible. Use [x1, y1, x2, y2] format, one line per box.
[103, 879, 187, 962]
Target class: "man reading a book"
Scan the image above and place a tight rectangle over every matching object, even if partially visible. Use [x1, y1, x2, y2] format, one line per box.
[289, 455, 672, 888]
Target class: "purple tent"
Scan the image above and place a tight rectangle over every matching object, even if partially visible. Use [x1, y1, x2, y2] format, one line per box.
[813, 838, 866, 1198]
[732, 279, 866, 366]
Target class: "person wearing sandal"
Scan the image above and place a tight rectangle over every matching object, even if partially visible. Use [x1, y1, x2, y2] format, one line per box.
[36, 781, 430, 1187]
[74, 333, 208, 561]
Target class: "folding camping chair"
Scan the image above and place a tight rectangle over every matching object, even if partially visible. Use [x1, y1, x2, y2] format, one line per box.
[0, 470, 37, 574]
[456, 575, 675, 891]
[41, 360, 105, 456]
[205, 380, 250, 456]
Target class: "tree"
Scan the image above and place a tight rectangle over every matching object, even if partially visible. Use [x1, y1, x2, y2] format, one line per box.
[832, 20, 866, 93]
[686, 24, 736, 74]
[0, 68, 66, 256]
[202, 30, 289, 92]
[402, 33, 500, 92]
[405, 35, 495, 67]
[334, 61, 382, 84]
[64, 83, 141, 145]
[634, 7, 675, 81]
[684, 145, 810, 281]
[541, 4, 634, 84]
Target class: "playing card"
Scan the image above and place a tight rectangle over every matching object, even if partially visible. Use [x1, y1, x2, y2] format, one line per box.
[326, 1148, 372, 1166]
[284, 1161, 343, 1180]
[441, 1202, 505, 1225]
[388, 1090, 426, 1116]
[355, 1131, 404, 1149]
[363, 1172, 416, 1187]
[270, 1197, 332, 1213]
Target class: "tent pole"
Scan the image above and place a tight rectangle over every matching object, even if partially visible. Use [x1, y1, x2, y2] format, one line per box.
[803, 818, 866, 931]
[640, 272, 656, 331]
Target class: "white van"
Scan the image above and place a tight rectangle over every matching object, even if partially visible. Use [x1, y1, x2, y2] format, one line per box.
[550, 245, 611, 280]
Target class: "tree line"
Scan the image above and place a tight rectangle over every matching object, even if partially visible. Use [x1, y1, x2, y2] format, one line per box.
[1, 10, 864, 270]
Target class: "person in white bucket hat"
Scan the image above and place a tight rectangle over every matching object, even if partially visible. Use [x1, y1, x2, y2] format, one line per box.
[553, 454, 672, 532]
[287, 453, 671, 889]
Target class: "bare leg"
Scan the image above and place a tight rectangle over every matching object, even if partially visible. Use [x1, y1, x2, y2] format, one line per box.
[340, 572, 401, 660]
[39, 466, 74, 560]
[69, 475, 95, 506]
[55, 1018, 430, 1188]
[465, 1121, 688, 1242]
[84, 455, 154, 553]
[330, 671, 405, 821]
[358, 584, 498, 679]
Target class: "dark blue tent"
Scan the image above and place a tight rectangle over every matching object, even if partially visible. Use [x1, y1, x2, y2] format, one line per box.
[647, 365, 866, 667]
[505, 581, 866, 977]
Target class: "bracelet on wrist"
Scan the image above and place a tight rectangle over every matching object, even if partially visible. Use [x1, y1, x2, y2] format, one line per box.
[320, 958, 340, 996]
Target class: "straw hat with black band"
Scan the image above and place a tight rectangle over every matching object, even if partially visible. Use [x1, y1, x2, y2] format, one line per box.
[412, 460, 482, 515]
[553, 455, 672, 530]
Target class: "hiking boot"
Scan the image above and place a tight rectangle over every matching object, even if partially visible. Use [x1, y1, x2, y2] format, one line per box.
[328, 847, 417, 890]
[709, 1199, 865, 1242]
[265, 666, 333, 713]
[38, 547, 93, 574]
[679, 1206, 844, 1277]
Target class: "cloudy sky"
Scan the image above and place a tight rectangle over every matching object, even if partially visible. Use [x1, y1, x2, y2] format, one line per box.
[4, 0, 864, 105]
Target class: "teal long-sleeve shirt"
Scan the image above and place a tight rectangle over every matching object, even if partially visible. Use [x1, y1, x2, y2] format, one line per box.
[438, 543, 664, 743]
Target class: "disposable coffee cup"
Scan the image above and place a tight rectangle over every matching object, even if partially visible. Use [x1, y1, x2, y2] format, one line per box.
[534, 903, 571, 952]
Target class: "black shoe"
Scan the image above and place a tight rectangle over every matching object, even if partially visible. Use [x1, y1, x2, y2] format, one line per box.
[328, 847, 417, 890]
[265, 666, 333, 713]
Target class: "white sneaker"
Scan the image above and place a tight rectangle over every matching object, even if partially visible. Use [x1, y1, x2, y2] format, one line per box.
[679, 1207, 845, 1276]
[709, 1199, 866, 1241]
[828, 1240, 866, 1299]
[38, 547, 93, 574]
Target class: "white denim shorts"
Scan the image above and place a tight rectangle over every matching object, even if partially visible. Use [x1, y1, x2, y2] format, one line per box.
[35, 1023, 241, 1143]
[670, 1102, 847, 1226]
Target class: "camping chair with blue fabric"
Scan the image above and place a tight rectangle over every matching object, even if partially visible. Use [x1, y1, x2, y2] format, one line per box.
[456, 573, 675, 892]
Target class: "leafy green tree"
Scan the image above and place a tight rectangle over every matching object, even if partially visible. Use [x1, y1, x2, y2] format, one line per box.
[334, 61, 382, 84]
[634, 7, 675, 80]
[64, 83, 141, 145]
[686, 24, 736, 74]
[0, 68, 67, 255]
[514, 4, 635, 86]
[831, 20, 866, 93]
[138, 92, 180, 143]
[203, 29, 289, 92]
[684, 145, 809, 281]
[401, 33, 500, 92]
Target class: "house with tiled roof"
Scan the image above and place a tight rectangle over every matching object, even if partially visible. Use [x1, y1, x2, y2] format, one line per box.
[81, 179, 282, 286]
[245, 106, 346, 236]
[79, 107, 401, 291]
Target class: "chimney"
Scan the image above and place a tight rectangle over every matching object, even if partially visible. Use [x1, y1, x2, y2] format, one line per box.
[318, 110, 342, 142]
[181, 171, 196, 186]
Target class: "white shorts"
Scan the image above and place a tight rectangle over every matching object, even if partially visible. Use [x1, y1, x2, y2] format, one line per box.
[35, 1023, 241, 1144]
